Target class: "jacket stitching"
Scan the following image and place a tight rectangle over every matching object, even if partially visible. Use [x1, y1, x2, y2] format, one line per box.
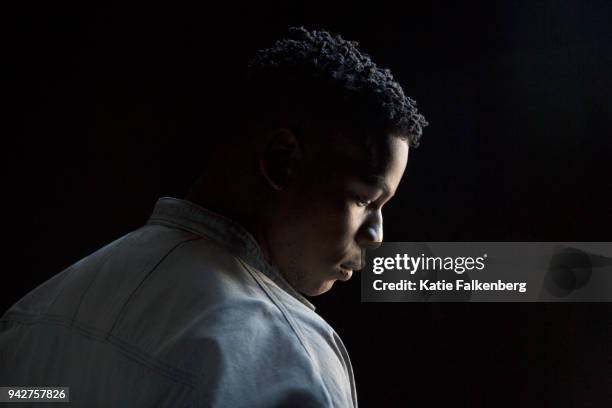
[235, 258, 334, 407]
[1, 311, 196, 389]
[106, 236, 203, 339]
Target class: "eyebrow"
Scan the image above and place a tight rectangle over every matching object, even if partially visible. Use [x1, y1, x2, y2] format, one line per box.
[361, 174, 392, 197]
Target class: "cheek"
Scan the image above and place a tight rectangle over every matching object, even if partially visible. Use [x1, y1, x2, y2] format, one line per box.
[288, 203, 357, 256]
[288, 179, 364, 244]
[319, 203, 364, 249]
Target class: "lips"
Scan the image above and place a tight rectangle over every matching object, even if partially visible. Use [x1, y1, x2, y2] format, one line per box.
[336, 261, 361, 281]
[337, 266, 353, 281]
[341, 262, 362, 271]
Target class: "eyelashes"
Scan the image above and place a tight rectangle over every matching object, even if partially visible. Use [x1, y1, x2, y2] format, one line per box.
[354, 195, 374, 208]
[353, 192, 394, 209]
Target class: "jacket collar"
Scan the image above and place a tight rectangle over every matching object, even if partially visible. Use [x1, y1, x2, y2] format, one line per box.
[146, 197, 316, 311]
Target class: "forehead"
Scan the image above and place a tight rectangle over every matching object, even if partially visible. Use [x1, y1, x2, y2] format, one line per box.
[310, 131, 408, 188]
[327, 131, 396, 168]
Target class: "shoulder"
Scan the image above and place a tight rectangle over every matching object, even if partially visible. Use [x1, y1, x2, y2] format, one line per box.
[154, 293, 333, 407]
[188, 304, 333, 407]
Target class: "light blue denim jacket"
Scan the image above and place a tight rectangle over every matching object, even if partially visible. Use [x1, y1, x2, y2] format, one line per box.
[0, 197, 358, 407]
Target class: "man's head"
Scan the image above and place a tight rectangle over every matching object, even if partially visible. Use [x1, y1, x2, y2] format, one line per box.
[190, 27, 427, 296]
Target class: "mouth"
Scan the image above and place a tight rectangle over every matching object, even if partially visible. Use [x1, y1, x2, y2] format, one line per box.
[341, 261, 362, 271]
[337, 265, 354, 281]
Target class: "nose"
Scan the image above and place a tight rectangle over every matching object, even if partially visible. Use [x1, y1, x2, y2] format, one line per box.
[357, 211, 383, 250]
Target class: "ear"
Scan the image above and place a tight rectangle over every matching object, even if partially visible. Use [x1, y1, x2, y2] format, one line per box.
[259, 128, 302, 191]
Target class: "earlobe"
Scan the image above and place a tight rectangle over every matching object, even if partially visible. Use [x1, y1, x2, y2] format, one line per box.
[259, 128, 301, 191]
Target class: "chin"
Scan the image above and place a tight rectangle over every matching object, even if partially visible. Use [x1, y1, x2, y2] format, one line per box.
[303, 279, 336, 296]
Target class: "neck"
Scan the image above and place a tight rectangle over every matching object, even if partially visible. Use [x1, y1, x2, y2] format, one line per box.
[184, 164, 274, 265]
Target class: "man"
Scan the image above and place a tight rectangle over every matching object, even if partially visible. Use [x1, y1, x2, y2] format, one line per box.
[0, 26, 426, 406]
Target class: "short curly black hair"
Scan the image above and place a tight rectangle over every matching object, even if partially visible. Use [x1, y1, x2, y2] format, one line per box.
[241, 26, 428, 148]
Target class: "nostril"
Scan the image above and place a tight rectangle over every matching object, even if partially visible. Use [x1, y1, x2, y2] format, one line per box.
[357, 225, 382, 249]
[366, 226, 378, 241]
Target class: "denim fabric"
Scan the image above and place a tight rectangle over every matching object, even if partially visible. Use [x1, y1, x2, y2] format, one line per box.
[0, 197, 357, 407]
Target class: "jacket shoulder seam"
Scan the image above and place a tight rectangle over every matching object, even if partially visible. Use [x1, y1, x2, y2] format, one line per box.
[234, 258, 334, 405]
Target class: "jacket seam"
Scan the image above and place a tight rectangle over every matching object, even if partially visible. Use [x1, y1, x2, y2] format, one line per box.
[106, 236, 204, 338]
[148, 217, 316, 311]
[47, 239, 123, 313]
[1, 311, 196, 389]
[147, 218, 209, 237]
[235, 257, 334, 407]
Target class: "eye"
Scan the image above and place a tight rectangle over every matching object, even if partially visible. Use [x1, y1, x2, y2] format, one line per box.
[354, 195, 373, 207]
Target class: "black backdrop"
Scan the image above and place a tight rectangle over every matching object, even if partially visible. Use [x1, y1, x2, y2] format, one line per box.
[5, 1, 612, 406]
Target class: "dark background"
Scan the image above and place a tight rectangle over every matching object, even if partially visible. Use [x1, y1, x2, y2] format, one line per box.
[5, 1, 611, 406]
